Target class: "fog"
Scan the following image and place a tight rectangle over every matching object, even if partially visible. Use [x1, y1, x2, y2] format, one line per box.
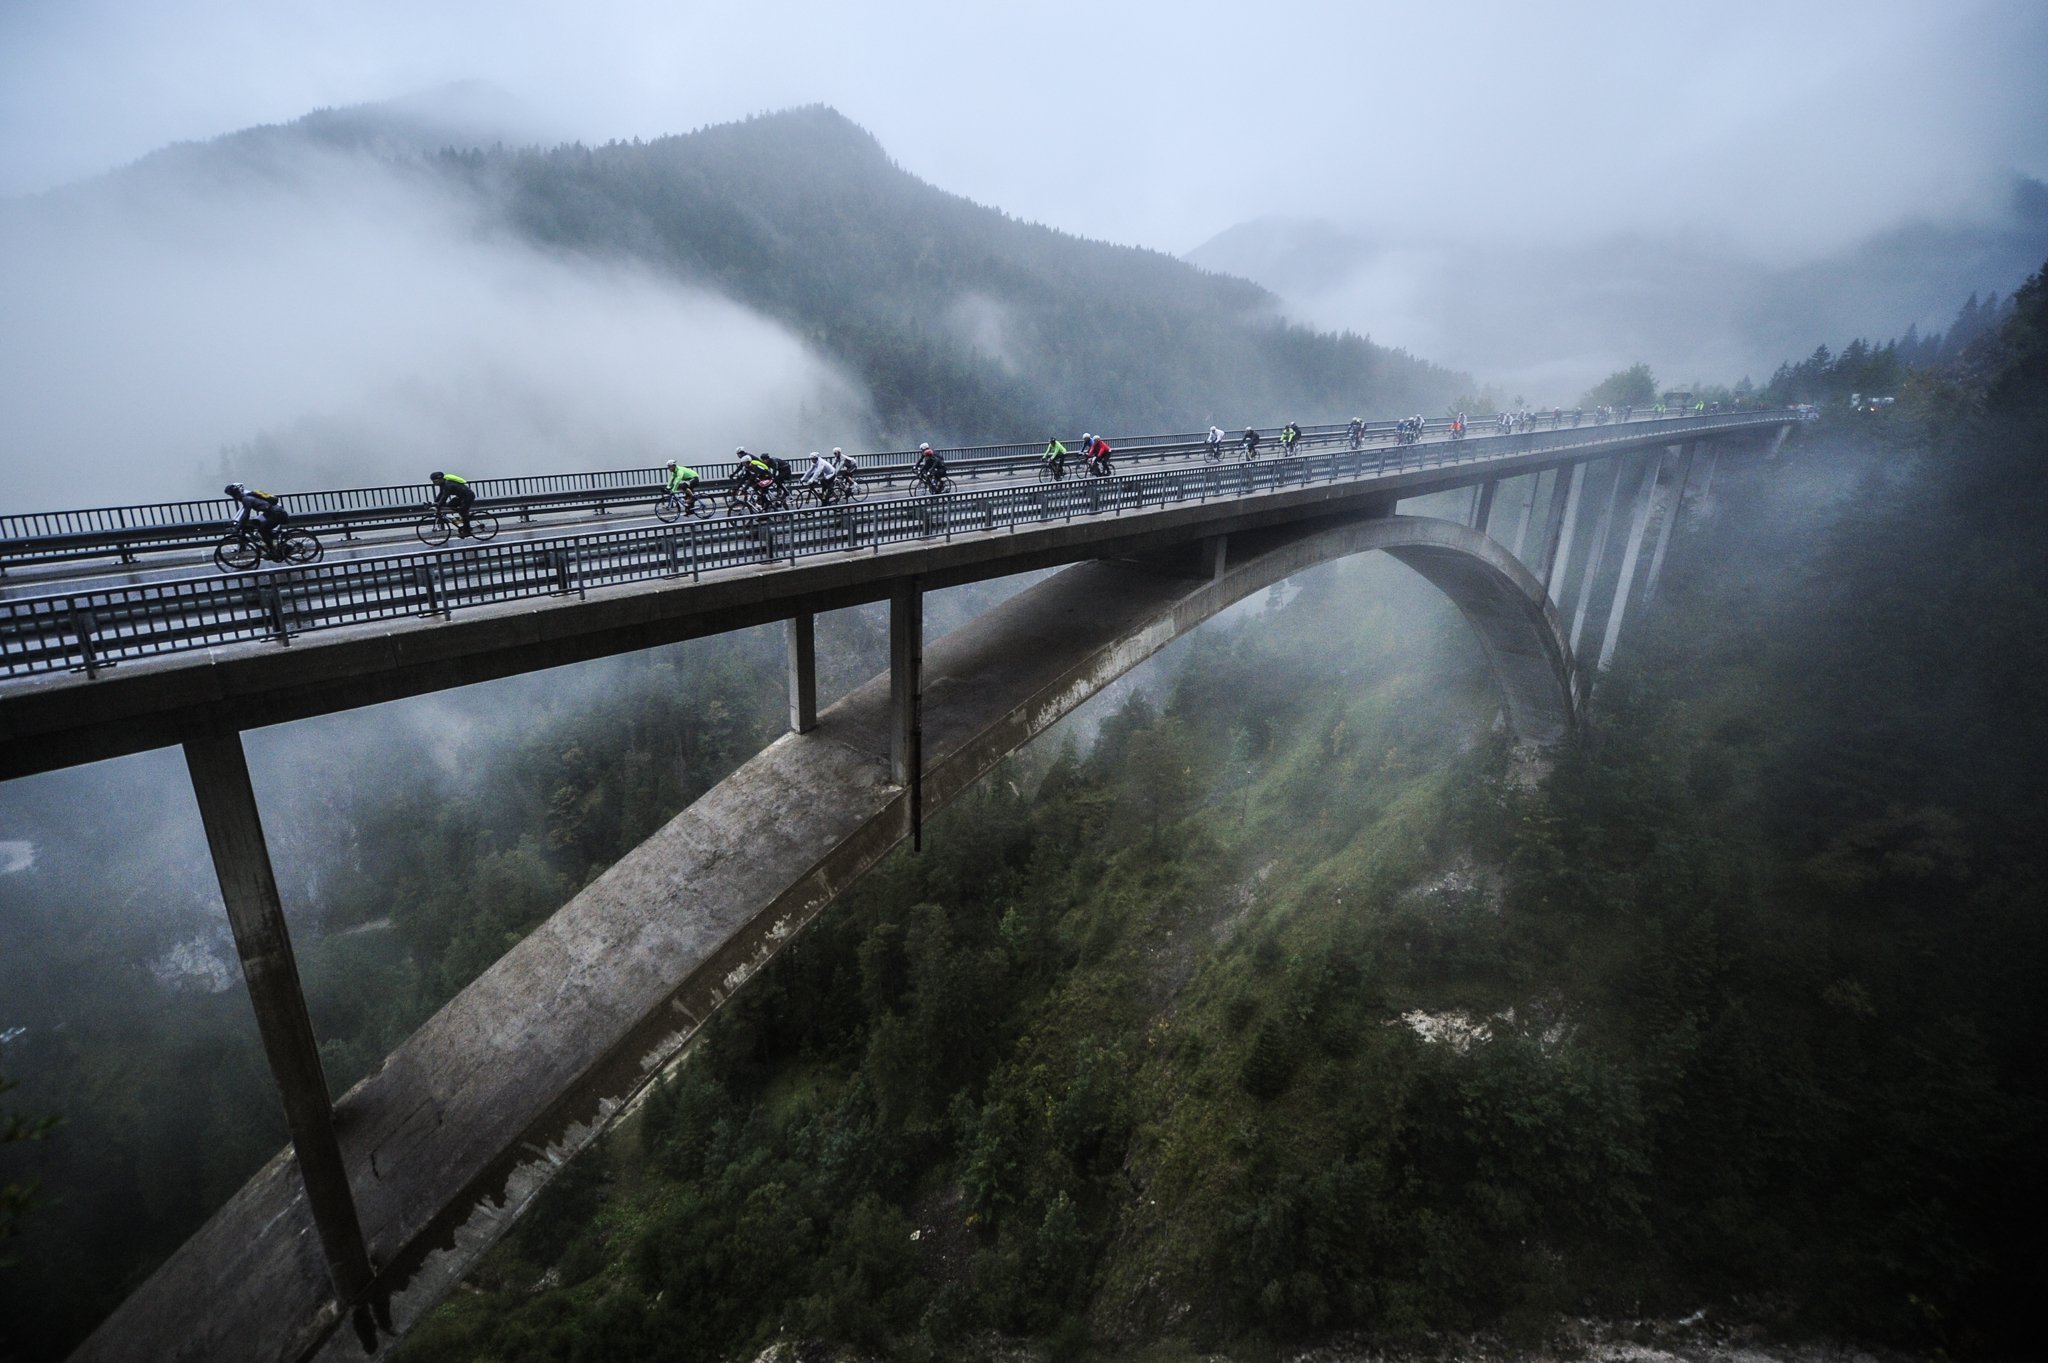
[0, 137, 869, 512]
[6, 1, 2043, 261]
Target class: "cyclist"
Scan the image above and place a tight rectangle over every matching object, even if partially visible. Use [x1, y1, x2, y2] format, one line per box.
[1242, 426, 1262, 458]
[1347, 417, 1364, 449]
[797, 450, 837, 497]
[1206, 425, 1226, 457]
[1043, 435, 1069, 478]
[224, 483, 289, 555]
[915, 442, 947, 491]
[826, 448, 857, 499]
[428, 471, 475, 535]
[1083, 433, 1113, 473]
[1280, 421, 1301, 453]
[664, 460, 700, 513]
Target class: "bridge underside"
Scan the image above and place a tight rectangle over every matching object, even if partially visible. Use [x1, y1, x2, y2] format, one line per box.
[74, 512, 1575, 1363]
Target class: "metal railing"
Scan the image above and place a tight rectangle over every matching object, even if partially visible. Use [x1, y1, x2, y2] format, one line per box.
[0, 407, 1718, 571]
[0, 413, 1787, 680]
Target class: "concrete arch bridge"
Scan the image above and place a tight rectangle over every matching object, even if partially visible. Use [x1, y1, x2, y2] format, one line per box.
[0, 412, 1792, 1360]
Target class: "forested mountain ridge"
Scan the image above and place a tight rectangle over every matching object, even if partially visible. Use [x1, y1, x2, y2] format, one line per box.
[56, 100, 1465, 448]
[438, 106, 1465, 438]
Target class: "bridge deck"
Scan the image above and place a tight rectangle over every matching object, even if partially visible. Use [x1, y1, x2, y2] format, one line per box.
[1, 413, 1786, 782]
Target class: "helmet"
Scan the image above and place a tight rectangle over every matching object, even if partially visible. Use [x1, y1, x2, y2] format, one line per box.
[665, 460, 678, 470]
[810, 451, 820, 459]
[920, 442, 932, 451]
[832, 447, 842, 457]
[735, 446, 748, 457]
[430, 471, 445, 482]
[224, 483, 243, 497]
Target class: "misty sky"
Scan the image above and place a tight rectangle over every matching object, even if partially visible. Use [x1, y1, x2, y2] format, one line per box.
[3, 0, 2046, 510]
[5, 0, 2045, 259]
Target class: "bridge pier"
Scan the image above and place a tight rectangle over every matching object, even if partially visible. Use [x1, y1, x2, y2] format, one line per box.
[1201, 534, 1229, 581]
[1541, 462, 1586, 597]
[181, 732, 374, 1314]
[1640, 443, 1697, 607]
[1508, 471, 1540, 559]
[889, 578, 923, 848]
[786, 613, 817, 734]
[1471, 478, 1499, 532]
[1568, 457, 1626, 653]
[1595, 450, 1667, 671]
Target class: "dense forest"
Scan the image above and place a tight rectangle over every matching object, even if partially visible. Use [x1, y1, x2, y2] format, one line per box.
[365, 271, 2040, 1359]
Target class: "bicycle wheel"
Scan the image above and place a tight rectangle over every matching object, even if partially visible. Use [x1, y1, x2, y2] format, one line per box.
[464, 510, 499, 542]
[214, 535, 262, 572]
[416, 514, 452, 547]
[654, 494, 683, 523]
[1203, 445, 1223, 463]
[835, 476, 865, 504]
[279, 528, 324, 566]
[686, 494, 715, 518]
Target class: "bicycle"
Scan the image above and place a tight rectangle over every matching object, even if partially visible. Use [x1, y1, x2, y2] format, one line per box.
[1203, 438, 1225, 463]
[727, 478, 788, 515]
[213, 524, 324, 572]
[1039, 454, 1069, 481]
[415, 503, 500, 547]
[654, 488, 713, 522]
[1084, 450, 1114, 478]
[913, 466, 952, 495]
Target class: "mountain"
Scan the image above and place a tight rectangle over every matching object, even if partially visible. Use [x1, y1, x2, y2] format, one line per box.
[1187, 178, 2048, 401]
[64, 101, 1467, 445]
[431, 106, 1465, 437]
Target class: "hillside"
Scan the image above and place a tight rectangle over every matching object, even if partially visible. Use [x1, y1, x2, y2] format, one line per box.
[1188, 178, 2048, 401]
[436, 106, 1465, 438]
[391, 270, 2048, 1362]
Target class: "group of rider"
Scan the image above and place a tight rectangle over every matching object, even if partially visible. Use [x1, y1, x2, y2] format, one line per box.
[226, 408, 1627, 561]
[1039, 433, 1115, 478]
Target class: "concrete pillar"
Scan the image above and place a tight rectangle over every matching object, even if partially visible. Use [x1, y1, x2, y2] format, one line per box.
[786, 613, 817, 734]
[1471, 478, 1499, 533]
[1640, 445, 1696, 607]
[889, 578, 923, 846]
[182, 732, 373, 1309]
[1201, 534, 1228, 581]
[1694, 446, 1719, 508]
[1596, 451, 1667, 670]
[1509, 471, 1541, 560]
[1541, 462, 1586, 598]
[1569, 458, 1626, 654]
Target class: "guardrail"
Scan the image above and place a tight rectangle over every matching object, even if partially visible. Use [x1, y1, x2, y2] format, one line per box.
[0, 408, 1728, 571]
[0, 413, 1789, 681]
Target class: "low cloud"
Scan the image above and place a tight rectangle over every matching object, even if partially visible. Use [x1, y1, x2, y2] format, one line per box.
[0, 141, 870, 512]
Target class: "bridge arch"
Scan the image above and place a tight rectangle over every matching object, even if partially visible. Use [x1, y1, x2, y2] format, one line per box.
[79, 513, 1577, 1363]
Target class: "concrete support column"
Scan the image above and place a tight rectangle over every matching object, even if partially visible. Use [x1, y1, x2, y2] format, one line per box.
[1596, 451, 1668, 671]
[1509, 471, 1542, 560]
[1541, 462, 1586, 598]
[1471, 478, 1499, 533]
[1640, 445, 1696, 607]
[1201, 534, 1228, 581]
[1694, 446, 1719, 508]
[182, 732, 373, 1309]
[889, 578, 924, 848]
[786, 613, 817, 734]
[1568, 458, 1626, 654]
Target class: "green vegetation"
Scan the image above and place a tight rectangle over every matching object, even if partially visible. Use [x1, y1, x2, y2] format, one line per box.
[1580, 362, 1658, 409]
[391, 272, 2048, 1361]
